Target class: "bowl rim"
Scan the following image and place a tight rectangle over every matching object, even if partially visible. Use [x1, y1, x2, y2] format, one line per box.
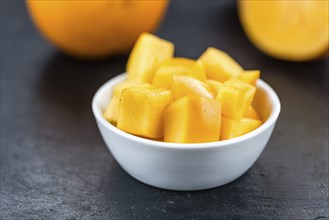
[92, 73, 281, 149]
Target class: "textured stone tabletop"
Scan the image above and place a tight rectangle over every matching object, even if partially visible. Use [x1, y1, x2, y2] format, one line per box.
[1, 1, 328, 219]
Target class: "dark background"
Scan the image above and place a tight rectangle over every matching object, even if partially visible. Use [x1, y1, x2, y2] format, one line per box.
[1, 1, 328, 219]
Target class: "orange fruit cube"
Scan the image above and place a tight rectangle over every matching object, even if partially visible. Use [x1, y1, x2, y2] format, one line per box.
[216, 79, 256, 119]
[117, 84, 173, 138]
[127, 33, 174, 83]
[198, 47, 243, 82]
[164, 96, 221, 143]
[221, 116, 262, 140]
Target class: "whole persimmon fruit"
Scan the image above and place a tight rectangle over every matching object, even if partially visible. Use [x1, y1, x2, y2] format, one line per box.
[238, 1, 328, 61]
[27, 0, 168, 58]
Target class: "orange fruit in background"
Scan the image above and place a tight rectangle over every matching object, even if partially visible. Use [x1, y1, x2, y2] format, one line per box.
[238, 0, 329, 61]
[27, 0, 168, 58]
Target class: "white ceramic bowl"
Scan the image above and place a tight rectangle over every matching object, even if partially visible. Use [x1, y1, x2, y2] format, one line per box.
[92, 73, 280, 191]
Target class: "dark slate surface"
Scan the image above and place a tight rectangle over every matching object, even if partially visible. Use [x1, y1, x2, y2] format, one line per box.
[1, 1, 328, 219]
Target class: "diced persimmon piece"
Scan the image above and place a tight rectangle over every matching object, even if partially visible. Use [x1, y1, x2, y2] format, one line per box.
[104, 80, 142, 124]
[171, 75, 214, 99]
[190, 61, 207, 81]
[164, 96, 221, 143]
[244, 106, 261, 120]
[216, 79, 256, 119]
[206, 79, 223, 96]
[152, 58, 206, 89]
[237, 70, 260, 86]
[220, 116, 262, 140]
[117, 84, 173, 139]
[198, 47, 243, 82]
[127, 33, 174, 83]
